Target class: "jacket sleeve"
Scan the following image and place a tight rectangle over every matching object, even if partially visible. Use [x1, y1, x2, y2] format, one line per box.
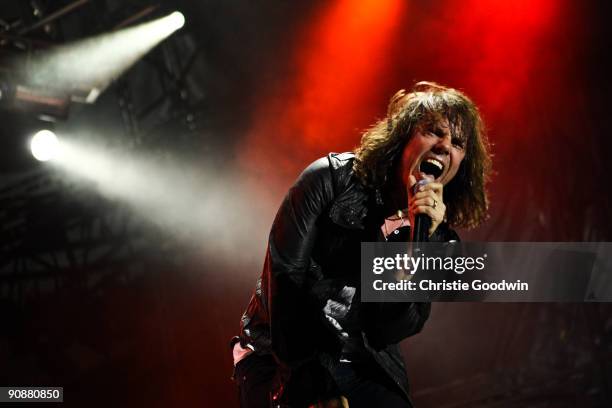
[264, 156, 341, 403]
[363, 225, 459, 350]
[362, 302, 431, 350]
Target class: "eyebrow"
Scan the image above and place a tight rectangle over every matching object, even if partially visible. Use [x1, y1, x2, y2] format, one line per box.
[426, 122, 452, 138]
[422, 117, 466, 141]
[432, 124, 450, 135]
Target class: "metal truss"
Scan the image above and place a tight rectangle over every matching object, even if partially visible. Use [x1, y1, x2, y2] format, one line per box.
[0, 0, 205, 301]
[0, 168, 185, 300]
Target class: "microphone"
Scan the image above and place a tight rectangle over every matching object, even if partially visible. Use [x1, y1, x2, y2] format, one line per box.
[411, 179, 431, 243]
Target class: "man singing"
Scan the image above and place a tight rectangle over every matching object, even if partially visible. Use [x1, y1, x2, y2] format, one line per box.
[232, 82, 492, 407]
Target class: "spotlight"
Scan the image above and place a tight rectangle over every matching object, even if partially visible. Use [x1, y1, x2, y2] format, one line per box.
[12, 10, 187, 109]
[30, 130, 60, 162]
[167, 11, 185, 30]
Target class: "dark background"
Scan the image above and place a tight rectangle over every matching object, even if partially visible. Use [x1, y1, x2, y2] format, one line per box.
[1, 0, 611, 406]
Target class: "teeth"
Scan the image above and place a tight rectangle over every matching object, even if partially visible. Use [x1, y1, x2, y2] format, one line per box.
[426, 158, 443, 170]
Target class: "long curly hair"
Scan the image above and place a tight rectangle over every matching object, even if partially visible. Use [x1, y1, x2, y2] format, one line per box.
[353, 81, 492, 229]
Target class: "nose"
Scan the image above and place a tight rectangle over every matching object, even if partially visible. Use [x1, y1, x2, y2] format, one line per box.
[431, 134, 451, 155]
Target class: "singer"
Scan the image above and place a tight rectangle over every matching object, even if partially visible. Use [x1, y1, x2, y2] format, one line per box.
[232, 82, 491, 407]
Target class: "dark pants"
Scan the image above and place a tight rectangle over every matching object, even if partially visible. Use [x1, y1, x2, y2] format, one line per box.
[234, 354, 410, 408]
[235, 354, 278, 408]
[333, 360, 411, 408]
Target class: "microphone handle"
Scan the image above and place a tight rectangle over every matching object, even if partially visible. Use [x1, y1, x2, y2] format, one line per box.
[412, 213, 431, 243]
[411, 179, 432, 243]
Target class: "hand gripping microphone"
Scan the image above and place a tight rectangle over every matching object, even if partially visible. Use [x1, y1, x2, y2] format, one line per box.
[411, 179, 431, 243]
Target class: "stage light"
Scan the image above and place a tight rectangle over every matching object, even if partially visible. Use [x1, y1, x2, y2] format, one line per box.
[30, 130, 60, 162]
[17, 10, 187, 106]
[167, 11, 185, 30]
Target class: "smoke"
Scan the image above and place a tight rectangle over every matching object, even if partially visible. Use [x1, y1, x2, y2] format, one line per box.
[49, 136, 272, 266]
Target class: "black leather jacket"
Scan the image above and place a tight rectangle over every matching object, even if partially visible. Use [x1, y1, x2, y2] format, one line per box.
[237, 153, 459, 406]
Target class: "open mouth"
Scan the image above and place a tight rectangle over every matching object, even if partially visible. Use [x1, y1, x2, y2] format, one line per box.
[419, 158, 444, 179]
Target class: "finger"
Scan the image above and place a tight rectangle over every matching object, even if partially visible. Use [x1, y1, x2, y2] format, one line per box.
[410, 207, 445, 227]
[409, 205, 442, 236]
[411, 204, 439, 220]
[413, 196, 444, 209]
[408, 174, 417, 190]
[412, 197, 436, 207]
[413, 190, 440, 202]
[419, 182, 444, 198]
[413, 193, 443, 212]
[428, 222, 437, 236]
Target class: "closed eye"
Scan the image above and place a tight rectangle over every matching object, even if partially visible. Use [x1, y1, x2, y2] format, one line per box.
[452, 138, 465, 149]
[429, 128, 447, 138]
